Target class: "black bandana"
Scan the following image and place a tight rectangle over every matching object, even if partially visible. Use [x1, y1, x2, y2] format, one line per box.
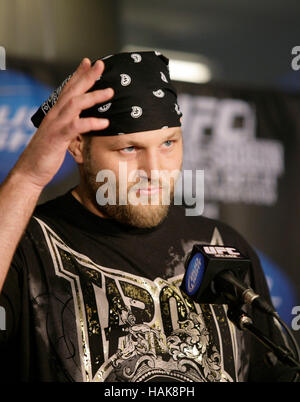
[31, 51, 182, 136]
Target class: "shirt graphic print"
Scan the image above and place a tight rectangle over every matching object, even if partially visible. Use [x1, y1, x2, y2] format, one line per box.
[33, 216, 239, 382]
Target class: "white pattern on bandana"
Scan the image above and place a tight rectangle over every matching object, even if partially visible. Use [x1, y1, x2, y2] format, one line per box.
[131, 106, 143, 118]
[101, 54, 113, 60]
[98, 103, 112, 113]
[174, 103, 181, 115]
[160, 72, 168, 83]
[120, 74, 132, 86]
[153, 89, 165, 98]
[131, 53, 142, 63]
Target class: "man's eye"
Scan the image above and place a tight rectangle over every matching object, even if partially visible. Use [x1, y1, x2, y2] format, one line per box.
[121, 146, 135, 153]
[163, 140, 174, 147]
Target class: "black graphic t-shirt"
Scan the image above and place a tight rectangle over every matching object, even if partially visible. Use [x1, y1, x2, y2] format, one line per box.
[0, 190, 290, 382]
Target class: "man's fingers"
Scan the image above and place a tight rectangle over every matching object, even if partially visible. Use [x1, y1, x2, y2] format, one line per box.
[61, 58, 91, 90]
[44, 58, 93, 119]
[60, 59, 105, 103]
[62, 117, 110, 138]
[79, 117, 110, 134]
[55, 58, 91, 101]
[41, 58, 109, 138]
[58, 88, 114, 120]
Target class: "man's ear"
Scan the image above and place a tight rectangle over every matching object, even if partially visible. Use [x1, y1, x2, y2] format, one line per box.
[68, 135, 84, 163]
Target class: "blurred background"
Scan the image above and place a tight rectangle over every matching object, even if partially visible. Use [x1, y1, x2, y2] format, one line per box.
[0, 0, 300, 342]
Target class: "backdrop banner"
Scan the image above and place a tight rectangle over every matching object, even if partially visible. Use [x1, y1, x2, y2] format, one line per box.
[175, 81, 300, 339]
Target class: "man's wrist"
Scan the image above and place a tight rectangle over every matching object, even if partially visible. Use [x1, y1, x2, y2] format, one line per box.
[3, 168, 45, 197]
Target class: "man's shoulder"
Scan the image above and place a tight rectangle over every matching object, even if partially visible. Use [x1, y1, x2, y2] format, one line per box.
[33, 190, 71, 218]
[19, 190, 72, 242]
[170, 204, 238, 234]
[170, 204, 256, 258]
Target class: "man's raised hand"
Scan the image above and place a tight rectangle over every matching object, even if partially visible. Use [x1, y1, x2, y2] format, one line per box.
[13, 58, 113, 190]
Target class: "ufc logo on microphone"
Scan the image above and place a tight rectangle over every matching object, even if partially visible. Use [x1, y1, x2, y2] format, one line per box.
[203, 246, 241, 257]
[0, 46, 6, 70]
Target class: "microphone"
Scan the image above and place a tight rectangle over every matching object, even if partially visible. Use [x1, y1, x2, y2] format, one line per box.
[180, 244, 276, 315]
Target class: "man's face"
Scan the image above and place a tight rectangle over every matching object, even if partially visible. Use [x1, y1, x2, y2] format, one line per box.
[81, 126, 183, 228]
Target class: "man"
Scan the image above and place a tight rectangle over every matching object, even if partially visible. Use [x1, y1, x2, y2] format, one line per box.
[0, 51, 292, 382]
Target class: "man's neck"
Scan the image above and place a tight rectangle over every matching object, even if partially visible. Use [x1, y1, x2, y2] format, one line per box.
[71, 184, 108, 219]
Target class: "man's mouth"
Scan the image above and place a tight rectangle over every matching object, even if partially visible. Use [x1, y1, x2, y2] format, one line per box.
[138, 187, 162, 195]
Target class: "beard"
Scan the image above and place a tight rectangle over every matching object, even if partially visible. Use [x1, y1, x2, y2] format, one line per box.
[82, 148, 178, 229]
[97, 197, 172, 229]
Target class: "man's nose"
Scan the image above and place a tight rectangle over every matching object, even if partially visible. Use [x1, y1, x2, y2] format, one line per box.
[139, 148, 161, 179]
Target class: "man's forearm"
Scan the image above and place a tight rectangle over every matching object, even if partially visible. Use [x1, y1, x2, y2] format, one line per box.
[0, 171, 42, 292]
[0, 59, 112, 293]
